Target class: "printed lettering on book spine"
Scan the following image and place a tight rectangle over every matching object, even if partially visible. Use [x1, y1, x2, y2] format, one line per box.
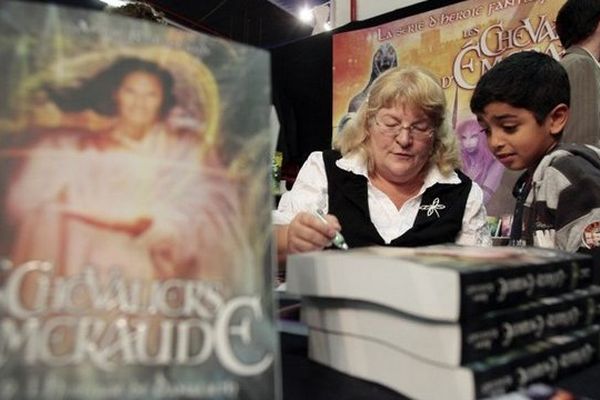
[0, 1, 277, 399]
[473, 325, 600, 399]
[460, 258, 594, 318]
[462, 287, 600, 364]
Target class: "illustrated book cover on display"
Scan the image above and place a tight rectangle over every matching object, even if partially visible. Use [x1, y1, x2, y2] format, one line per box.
[287, 245, 594, 321]
[0, 2, 278, 399]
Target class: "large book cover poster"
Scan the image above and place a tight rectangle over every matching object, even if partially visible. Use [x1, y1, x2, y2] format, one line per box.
[332, 0, 566, 214]
[0, 1, 278, 399]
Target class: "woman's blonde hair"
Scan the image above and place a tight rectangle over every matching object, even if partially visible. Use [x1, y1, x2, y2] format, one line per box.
[334, 65, 461, 175]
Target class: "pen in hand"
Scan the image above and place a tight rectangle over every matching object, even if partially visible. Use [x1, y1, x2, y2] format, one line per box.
[314, 209, 349, 250]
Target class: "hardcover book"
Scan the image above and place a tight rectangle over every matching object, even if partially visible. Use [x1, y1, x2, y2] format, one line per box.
[0, 2, 278, 399]
[309, 325, 600, 400]
[286, 245, 594, 321]
[303, 285, 600, 366]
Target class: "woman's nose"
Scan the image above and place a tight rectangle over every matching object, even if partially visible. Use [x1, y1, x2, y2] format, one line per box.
[395, 129, 412, 146]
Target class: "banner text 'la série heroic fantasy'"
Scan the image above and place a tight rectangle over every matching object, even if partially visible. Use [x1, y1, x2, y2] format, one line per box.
[377, 14, 559, 90]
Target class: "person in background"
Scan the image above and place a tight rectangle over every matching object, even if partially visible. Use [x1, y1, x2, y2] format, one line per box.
[275, 65, 490, 260]
[470, 51, 600, 254]
[555, 0, 600, 146]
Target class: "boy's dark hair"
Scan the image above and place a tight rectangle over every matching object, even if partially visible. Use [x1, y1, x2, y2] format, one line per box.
[470, 51, 570, 124]
[556, 0, 600, 49]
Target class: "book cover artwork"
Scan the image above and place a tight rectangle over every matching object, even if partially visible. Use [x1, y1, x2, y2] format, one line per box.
[0, 2, 277, 399]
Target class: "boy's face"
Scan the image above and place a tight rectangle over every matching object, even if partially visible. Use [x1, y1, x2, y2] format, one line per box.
[476, 102, 563, 171]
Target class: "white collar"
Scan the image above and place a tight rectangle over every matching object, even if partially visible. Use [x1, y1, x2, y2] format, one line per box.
[335, 151, 460, 195]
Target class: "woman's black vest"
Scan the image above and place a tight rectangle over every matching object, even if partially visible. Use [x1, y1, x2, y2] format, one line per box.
[322, 150, 472, 248]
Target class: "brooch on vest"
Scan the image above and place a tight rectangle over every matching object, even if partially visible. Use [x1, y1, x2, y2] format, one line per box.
[419, 197, 445, 218]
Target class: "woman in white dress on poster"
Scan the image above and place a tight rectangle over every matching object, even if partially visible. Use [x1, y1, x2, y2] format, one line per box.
[6, 54, 243, 284]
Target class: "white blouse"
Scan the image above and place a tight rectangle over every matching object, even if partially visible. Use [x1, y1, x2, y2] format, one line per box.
[273, 151, 491, 246]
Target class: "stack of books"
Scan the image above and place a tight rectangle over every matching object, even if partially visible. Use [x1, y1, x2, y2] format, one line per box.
[286, 245, 599, 400]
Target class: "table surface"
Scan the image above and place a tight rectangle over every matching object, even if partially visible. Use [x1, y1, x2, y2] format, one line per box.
[280, 333, 600, 400]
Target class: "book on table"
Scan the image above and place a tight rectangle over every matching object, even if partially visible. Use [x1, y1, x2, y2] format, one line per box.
[0, 1, 279, 399]
[286, 245, 594, 321]
[302, 285, 600, 366]
[308, 324, 600, 400]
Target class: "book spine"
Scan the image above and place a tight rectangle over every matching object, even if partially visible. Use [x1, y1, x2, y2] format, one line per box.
[474, 326, 600, 399]
[460, 258, 594, 318]
[461, 288, 600, 364]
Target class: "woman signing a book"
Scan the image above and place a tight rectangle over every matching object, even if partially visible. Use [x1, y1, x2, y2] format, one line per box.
[274, 65, 491, 259]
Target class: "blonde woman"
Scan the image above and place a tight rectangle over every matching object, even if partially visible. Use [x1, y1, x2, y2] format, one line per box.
[275, 66, 490, 258]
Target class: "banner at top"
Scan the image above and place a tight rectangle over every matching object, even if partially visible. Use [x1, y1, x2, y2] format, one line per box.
[333, 0, 566, 207]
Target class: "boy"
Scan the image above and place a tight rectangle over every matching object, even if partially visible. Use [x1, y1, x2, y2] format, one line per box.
[470, 51, 600, 254]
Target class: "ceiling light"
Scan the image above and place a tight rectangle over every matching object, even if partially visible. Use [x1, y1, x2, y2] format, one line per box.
[98, 0, 129, 7]
[298, 6, 314, 24]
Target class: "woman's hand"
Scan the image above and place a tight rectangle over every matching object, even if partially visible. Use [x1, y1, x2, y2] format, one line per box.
[126, 217, 153, 237]
[64, 210, 153, 237]
[286, 211, 342, 254]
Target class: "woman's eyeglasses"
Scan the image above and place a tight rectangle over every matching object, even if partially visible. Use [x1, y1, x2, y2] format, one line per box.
[374, 117, 434, 140]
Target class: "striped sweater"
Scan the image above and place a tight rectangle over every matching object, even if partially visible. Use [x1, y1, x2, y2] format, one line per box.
[515, 144, 600, 253]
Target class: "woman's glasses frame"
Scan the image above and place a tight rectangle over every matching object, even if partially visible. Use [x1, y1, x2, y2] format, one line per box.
[373, 116, 434, 141]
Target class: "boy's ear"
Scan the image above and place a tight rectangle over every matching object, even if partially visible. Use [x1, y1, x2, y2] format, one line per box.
[547, 103, 569, 137]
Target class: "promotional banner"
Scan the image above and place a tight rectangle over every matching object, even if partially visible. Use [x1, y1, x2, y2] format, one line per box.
[333, 0, 566, 212]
